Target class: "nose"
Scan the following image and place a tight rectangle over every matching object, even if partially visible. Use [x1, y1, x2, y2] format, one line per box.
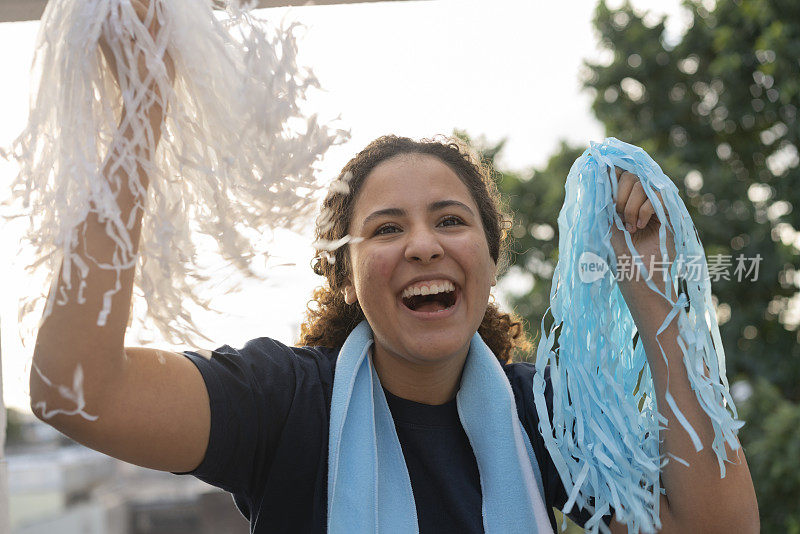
[404, 225, 444, 263]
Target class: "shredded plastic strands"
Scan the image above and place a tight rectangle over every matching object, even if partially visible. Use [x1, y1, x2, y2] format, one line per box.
[30, 363, 98, 421]
[533, 138, 743, 533]
[4, 0, 348, 351]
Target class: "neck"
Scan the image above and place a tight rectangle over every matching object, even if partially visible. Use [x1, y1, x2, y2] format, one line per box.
[371, 343, 468, 405]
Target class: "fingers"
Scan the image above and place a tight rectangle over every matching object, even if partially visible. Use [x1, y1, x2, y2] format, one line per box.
[613, 169, 662, 232]
[624, 181, 649, 230]
[637, 199, 654, 229]
[615, 171, 638, 218]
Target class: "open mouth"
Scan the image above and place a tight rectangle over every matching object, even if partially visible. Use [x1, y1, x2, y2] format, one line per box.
[401, 287, 458, 313]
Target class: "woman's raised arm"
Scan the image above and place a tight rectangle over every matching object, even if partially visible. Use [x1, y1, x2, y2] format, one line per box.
[609, 169, 759, 533]
[29, 0, 211, 474]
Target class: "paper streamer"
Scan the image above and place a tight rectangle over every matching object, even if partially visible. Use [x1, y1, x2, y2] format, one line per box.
[533, 138, 743, 533]
[4, 0, 348, 346]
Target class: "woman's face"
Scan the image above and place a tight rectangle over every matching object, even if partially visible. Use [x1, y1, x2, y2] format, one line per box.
[344, 154, 497, 366]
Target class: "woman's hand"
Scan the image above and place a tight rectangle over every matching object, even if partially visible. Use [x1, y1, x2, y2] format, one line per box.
[608, 167, 675, 292]
[99, 0, 174, 129]
[99, 0, 175, 83]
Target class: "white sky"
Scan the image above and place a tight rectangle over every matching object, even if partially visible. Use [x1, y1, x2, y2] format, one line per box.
[0, 0, 686, 410]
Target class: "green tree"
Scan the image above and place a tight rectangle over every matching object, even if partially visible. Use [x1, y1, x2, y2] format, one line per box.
[738, 380, 800, 533]
[584, 0, 800, 400]
[485, 0, 799, 528]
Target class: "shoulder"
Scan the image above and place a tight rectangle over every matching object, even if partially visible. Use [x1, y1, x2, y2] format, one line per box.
[189, 337, 339, 372]
[502, 361, 552, 407]
[502, 360, 537, 387]
[176, 338, 340, 499]
[201, 337, 339, 362]
[502, 361, 555, 441]
[183, 337, 341, 397]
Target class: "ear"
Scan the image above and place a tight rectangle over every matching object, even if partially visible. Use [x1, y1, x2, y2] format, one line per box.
[343, 277, 358, 305]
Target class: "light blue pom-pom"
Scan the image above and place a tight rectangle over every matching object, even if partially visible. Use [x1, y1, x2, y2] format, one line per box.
[533, 138, 743, 533]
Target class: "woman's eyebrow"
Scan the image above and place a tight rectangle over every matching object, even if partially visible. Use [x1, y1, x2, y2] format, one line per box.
[360, 200, 475, 231]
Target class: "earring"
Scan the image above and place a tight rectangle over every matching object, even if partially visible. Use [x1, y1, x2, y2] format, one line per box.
[343, 287, 356, 305]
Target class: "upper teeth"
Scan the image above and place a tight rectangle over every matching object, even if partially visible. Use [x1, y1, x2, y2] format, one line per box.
[401, 280, 456, 299]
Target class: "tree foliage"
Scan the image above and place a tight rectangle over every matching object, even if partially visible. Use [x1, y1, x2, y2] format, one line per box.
[738, 380, 800, 533]
[584, 0, 800, 401]
[482, 0, 799, 528]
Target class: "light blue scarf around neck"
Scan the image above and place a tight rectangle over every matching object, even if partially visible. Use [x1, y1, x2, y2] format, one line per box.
[327, 320, 554, 534]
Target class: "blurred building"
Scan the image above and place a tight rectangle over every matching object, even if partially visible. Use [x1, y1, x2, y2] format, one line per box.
[8, 413, 248, 534]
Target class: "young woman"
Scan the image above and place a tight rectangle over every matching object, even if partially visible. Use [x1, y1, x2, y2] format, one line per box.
[29, 2, 759, 533]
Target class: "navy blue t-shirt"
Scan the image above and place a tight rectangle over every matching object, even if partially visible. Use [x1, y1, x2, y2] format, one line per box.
[174, 337, 609, 532]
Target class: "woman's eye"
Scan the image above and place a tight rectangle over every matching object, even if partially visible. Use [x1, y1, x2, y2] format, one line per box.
[439, 216, 464, 227]
[373, 217, 462, 236]
[375, 224, 399, 235]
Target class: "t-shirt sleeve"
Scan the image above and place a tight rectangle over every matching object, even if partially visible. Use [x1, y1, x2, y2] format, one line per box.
[171, 337, 333, 498]
[508, 363, 614, 530]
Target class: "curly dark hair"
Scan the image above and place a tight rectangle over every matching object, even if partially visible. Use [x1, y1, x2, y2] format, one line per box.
[298, 134, 531, 364]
